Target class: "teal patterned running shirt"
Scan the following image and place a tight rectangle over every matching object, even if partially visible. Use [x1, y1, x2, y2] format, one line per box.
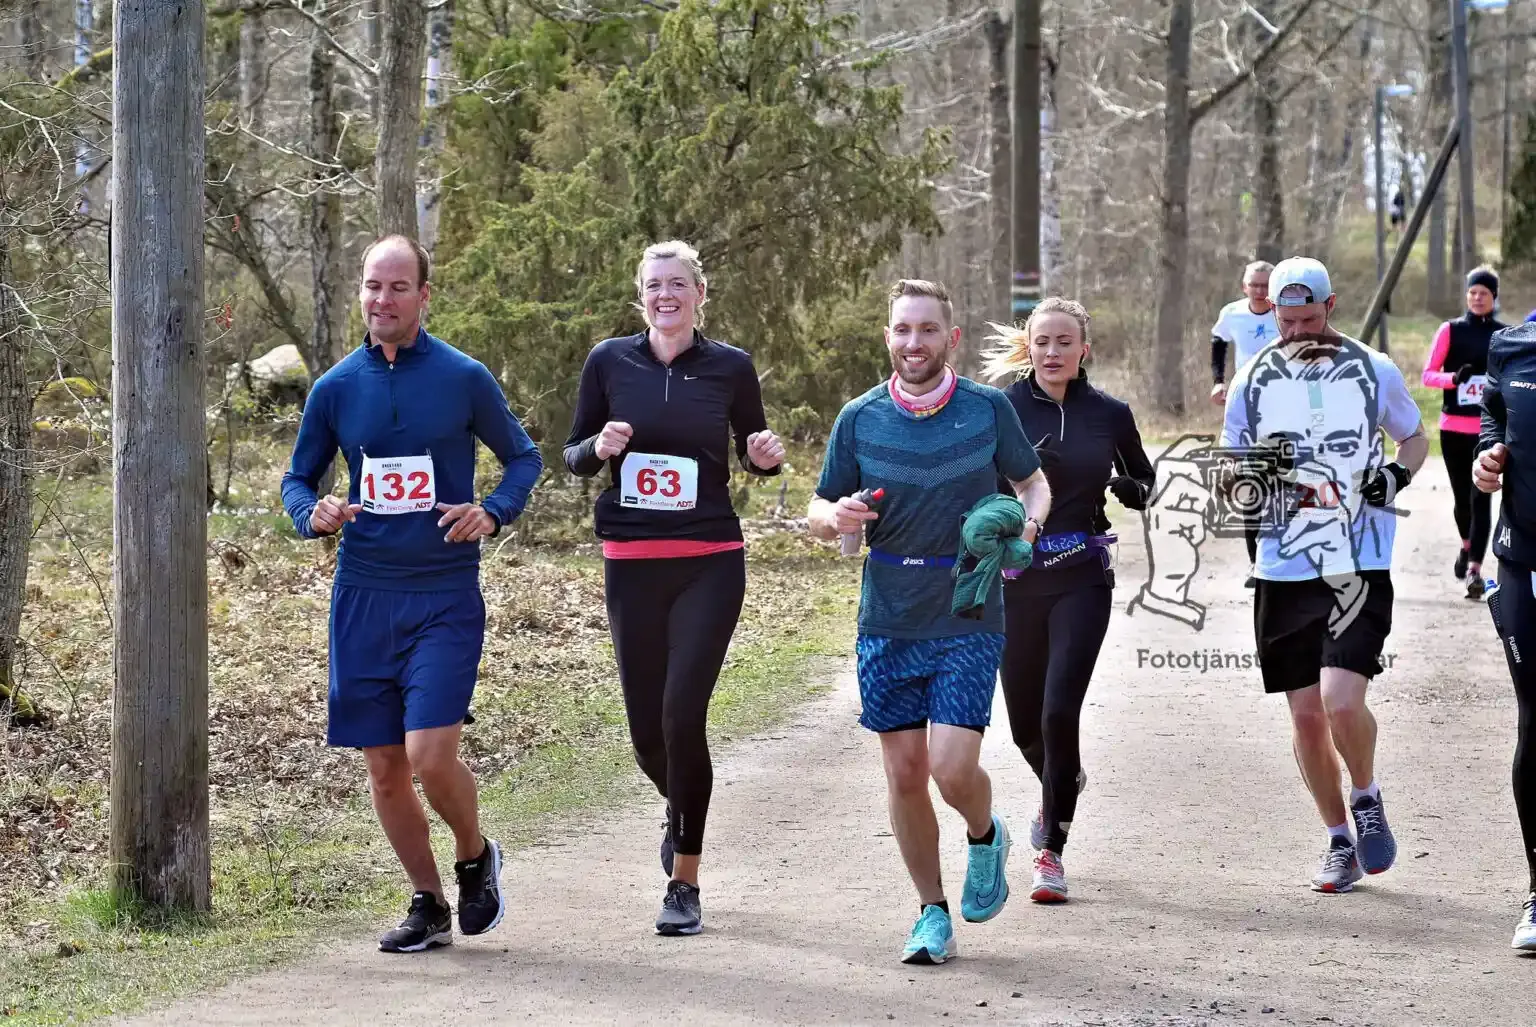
[815, 378, 1042, 639]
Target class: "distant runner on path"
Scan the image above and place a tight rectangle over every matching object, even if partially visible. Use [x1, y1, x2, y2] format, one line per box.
[281, 235, 543, 953]
[563, 240, 784, 938]
[808, 278, 1051, 965]
[1209, 260, 1279, 587]
[1473, 320, 1536, 952]
[1422, 267, 1507, 599]
[1220, 256, 1426, 895]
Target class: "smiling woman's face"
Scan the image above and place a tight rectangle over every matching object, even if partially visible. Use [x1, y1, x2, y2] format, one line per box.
[640, 256, 703, 332]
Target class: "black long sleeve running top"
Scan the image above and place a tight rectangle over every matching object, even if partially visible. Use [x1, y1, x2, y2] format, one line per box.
[563, 330, 779, 542]
[1000, 367, 1156, 593]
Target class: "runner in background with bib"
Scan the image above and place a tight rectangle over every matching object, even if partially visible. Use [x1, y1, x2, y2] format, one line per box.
[1208, 261, 1278, 586]
[982, 298, 1155, 903]
[562, 240, 784, 937]
[1423, 267, 1507, 599]
[281, 234, 543, 953]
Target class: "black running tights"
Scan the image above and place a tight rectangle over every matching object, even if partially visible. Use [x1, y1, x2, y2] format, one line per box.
[1489, 560, 1536, 894]
[1442, 430, 1492, 565]
[999, 583, 1113, 853]
[604, 549, 746, 858]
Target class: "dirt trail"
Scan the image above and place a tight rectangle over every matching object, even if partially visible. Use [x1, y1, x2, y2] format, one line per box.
[118, 458, 1534, 1026]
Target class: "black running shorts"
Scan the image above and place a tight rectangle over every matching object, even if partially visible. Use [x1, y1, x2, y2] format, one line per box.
[1252, 570, 1394, 694]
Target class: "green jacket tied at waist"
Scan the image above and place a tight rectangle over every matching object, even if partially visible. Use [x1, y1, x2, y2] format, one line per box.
[951, 493, 1033, 619]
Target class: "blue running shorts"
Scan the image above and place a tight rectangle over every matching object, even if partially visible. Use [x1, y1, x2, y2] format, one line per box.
[855, 632, 1005, 734]
[327, 584, 486, 748]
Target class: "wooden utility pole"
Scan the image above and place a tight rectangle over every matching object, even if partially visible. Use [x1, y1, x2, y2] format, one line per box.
[1449, 0, 1477, 274]
[1011, 0, 1040, 322]
[986, 10, 1012, 327]
[110, 0, 210, 910]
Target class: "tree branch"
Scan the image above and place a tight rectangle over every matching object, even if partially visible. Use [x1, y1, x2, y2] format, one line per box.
[1190, 0, 1320, 124]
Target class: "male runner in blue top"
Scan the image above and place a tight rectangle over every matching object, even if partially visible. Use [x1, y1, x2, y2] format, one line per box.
[808, 279, 1051, 966]
[281, 234, 543, 953]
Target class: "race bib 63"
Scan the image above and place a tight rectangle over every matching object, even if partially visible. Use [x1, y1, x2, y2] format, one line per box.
[619, 453, 698, 511]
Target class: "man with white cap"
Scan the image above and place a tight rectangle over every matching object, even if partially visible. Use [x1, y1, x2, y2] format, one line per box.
[1220, 256, 1428, 893]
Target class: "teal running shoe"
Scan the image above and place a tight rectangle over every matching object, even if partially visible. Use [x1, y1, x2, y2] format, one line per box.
[901, 904, 955, 965]
[961, 813, 1012, 922]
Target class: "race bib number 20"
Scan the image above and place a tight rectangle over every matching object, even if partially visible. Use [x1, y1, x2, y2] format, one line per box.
[620, 453, 698, 510]
[360, 453, 436, 515]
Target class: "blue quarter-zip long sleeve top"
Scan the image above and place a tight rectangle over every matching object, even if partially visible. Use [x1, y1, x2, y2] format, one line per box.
[281, 328, 543, 590]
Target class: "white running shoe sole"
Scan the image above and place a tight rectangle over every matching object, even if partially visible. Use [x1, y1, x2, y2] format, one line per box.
[1512, 928, 1536, 951]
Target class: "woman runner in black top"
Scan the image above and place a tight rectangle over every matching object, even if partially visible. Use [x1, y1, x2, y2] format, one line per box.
[983, 297, 1154, 904]
[563, 240, 784, 937]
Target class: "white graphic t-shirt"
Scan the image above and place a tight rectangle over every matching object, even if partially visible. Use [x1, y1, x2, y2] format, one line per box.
[1213, 300, 1281, 371]
[1221, 335, 1422, 582]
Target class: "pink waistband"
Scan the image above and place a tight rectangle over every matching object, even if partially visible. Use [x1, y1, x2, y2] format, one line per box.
[1440, 412, 1481, 434]
[602, 540, 745, 560]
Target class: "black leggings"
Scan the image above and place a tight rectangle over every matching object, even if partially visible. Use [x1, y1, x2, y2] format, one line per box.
[1442, 429, 1492, 565]
[999, 582, 1113, 853]
[1488, 559, 1536, 894]
[604, 548, 746, 857]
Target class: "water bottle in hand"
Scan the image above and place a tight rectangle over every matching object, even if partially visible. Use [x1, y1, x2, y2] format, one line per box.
[840, 488, 884, 555]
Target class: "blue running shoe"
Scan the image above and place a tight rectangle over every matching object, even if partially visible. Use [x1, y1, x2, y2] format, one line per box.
[961, 813, 1011, 922]
[901, 904, 955, 965]
[1351, 793, 1397, 874]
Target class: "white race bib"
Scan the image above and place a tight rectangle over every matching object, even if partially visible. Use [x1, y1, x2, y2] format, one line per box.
[1458, 374, 1487, 406]
[360, 453, 436, 515]
[619, 453, 698, 511]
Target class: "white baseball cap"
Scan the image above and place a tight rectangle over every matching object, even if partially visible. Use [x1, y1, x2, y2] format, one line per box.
[1269, 257, 1334, 306]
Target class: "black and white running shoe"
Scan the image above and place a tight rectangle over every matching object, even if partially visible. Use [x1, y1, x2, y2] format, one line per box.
[455, 837, 506, 936]
[379, 891, 453, 953]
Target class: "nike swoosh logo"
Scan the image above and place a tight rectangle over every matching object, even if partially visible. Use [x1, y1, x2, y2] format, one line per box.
[954, 422, 968, 429]
[683, 375, 698, 380]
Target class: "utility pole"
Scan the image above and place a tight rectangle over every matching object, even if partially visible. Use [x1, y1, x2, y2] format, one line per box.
[111, 0, 211, 910]
[1374, 86, 1391, 353]
[1449, 0, 1477, 275]
[1011, 0, 1040, 323]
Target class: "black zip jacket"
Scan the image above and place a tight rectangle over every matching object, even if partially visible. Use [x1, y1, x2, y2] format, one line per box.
[1480, 322, 1536, 568]
[1433, 311, 1508, 419]
[563, 330, 778, 542]
[1000, 368, 1156, 593]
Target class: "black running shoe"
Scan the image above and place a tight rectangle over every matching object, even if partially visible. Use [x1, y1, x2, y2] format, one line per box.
[1466, 572, 1486, 600]
[454, 837, 506, 936]
[655, 879, 703, 936]
[1455, 550, 1469, 580]
[379, 891, 453, 953]
[660, 804, 675, 877]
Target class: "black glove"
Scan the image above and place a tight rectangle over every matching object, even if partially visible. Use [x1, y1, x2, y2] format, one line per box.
[1360, 462, 1412, 507]
[1106, 475, 1143, 507]
[1032, 434, 1062, 472]
[1453, 363, 1475, 386]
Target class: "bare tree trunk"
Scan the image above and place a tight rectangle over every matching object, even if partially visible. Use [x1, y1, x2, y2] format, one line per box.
[73, 0, 93, 211]
[22, 0, 46, 79]
[0, 215, 36, 724]
[110, 0, 210, 911]
[310, 0, 346, 378]
[1153, 0, 1193, 417]
[417, 0, 453, 250]
[1251, 0, 1283, 263]
[985, 10, 1011, 326]
[1040, 45, 1062, 294]
[376, 0, 426, 237]
[239, 8, 266, 221]
[1427, 0, 1452, 314]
